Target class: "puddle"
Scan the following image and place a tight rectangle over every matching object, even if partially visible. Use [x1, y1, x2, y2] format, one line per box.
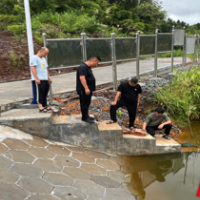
[123, 122, 200, 200]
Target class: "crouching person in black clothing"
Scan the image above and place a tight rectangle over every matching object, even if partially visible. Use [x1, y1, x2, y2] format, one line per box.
[76, 56, 101, 123]
[107, 77, 142, 131]
[142, 108, 172, 139]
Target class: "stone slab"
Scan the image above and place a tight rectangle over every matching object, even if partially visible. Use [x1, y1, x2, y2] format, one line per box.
[0, 155, 13, 168]
[11, 163, 44, 177]
[0, 184, 29, 200]
[63, 167, 91, 180]
[73, 180, 105, 195]
[98, 121, 122, 131]
[91, 176, 120, 188]
[18, 177, 54, 193]
[9, 150, 35, 163]
[43, 172, 74, 186]
[0, 109, 52, 121]
[0, 169, 19, 184]
[52, 186, 87, 200]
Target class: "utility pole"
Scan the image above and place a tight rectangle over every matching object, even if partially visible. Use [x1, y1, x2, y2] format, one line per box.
[24, 0, 36, 104]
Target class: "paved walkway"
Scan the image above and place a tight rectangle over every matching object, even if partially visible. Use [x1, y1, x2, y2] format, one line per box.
[0, 125, 136, 200]
[0, 57, 190, 105]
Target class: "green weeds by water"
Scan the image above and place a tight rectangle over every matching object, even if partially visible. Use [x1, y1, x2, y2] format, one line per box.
[155, 67, 200, 128]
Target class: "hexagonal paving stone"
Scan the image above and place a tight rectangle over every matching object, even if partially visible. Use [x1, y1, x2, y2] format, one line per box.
[96, 159, 120, 171]
[108, 171, 126, 182]
[72, 153, 95, 163]
[47, 145, 70, 155]
[105, 189, 136, 200]
[9, 150, 35, 163]
[11, 163, 43, 177]
[74, 180, 105, 195]
[34, 159, 63, 172]
[52, 186, 86, 200]
[63, 167, 91, 180]
[0, 143, 9, 154]
[28, 148, 56, 159]
[0, 184, 29, 200]
[0, 169, 19, 183]
[109, 156, 123, 165]
[0, 155, 13, 168]
[24, 137, 48, 147]
[87, 196, 112, 200]
[85, 150, 109, 159]
[55, 155, 80, 167]
[3, 139, 30, 150]
[43, 172, 74, 186]
[28, 195, 59, 200]
[91, 176, 120, 188]
[66, 146, 85, 153]
[81, 164, 106, 175]
[18, 177, 54, 193]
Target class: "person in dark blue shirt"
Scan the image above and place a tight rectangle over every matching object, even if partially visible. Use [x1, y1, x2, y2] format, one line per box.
[107, 77, 142, 131]
[76, 56, 101, 123]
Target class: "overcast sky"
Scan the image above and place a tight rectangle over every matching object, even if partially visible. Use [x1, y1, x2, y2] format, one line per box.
[161, 0, 200, 25]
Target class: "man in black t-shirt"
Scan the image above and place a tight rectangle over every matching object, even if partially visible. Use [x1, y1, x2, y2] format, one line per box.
[76, 56, 101, 123]
[107, 77, 142, 131]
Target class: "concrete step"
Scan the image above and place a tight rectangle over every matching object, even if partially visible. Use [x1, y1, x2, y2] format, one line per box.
[0, 109, 52, 138]
[0, 112, 181, 156]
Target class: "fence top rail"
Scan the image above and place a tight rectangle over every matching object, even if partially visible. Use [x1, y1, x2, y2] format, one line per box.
[115, 37, 136, 39]
[86, 38, 111, 40]
[140, 35, 156, 37]
[46, 38, 81, 41]
[158, 33, 172, 35]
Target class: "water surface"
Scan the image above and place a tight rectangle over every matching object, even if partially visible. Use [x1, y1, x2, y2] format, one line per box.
[124, 122, 200, 200]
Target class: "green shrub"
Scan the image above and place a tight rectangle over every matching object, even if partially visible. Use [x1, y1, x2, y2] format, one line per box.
[10, 50, 18, 66]
[7, 25, 25, 36]
[155, 67, 200, 128]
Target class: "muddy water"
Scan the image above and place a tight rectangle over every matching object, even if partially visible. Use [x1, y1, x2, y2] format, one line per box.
[123, 123, 200, 200]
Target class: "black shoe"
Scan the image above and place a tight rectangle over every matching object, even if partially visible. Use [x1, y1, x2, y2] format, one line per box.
[82, 118, 95, 123]
[89, 116, 95, 120]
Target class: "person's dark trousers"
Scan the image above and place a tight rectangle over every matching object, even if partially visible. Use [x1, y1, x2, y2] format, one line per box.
[146, 124, 172, 137]
[110, 99, 137, 128]
[78, 91, 93, 120]
[32, 80, 50, 108]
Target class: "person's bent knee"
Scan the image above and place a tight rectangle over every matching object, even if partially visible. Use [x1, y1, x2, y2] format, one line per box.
[166, 124, 172, 128]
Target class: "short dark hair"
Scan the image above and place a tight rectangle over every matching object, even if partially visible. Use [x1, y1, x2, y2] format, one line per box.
[89, 56, 101, 62]
[130, 77, 138, 84]
[155, 108, 165, 114]
[39, 47, 46, 52]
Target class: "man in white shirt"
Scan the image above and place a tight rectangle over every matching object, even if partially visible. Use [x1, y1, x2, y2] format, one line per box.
[30, 47, 52, 113]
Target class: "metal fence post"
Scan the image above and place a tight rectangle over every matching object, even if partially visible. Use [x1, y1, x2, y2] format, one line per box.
[185, 33, 187, 67]
[43, 33, 53, 105]
[197, 35, 199, 65]
[171, 26, 175, 73]
[154, 29, 158, 77]
[193, 34, 196, 65]
[136, 31, 140, 80]
[111, 33, 117, 90]
[81, 33, 87, 62]
[183, 27, 186, 67]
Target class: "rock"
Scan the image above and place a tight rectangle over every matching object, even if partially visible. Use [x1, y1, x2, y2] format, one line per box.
[52, 100, 62, 106]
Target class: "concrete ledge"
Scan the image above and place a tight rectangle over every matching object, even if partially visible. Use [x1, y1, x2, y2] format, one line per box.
[0, 109, 52, 138]
[0, 113, 181, 156]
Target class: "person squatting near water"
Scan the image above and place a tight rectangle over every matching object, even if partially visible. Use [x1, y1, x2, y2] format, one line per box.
[142, 108, 172, 139]
[76, 56, 101, 123]
[107, 77, 142, 131]
[30, 47, 53, 113]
